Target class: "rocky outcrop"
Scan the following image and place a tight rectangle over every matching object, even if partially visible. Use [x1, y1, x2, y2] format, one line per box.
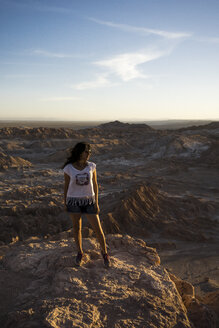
[0, 234, 193, 328]
[169, 273, 218, 328]
[0, 127, 82, 140]
[1, 121, 217, 167]
[101, 183, 219, 241]
[202, 291, 219, 324]
[178, 121, 219, 132]
[0, 152, 32, 170]
[199, 141, 219, 166]
[1, 180, 218, 245]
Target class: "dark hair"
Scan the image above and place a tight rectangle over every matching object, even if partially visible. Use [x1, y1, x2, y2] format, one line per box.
[62, 142, 91, 168]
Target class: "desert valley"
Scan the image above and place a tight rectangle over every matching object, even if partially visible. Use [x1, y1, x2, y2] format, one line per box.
[0, 120, 218, 327]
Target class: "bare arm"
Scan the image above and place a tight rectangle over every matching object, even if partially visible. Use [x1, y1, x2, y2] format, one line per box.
[64, 173, 70, 207]
[93, 169, 99, 207]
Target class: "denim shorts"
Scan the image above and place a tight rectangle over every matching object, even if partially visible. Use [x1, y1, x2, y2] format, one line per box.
[66, 197, 98, 214]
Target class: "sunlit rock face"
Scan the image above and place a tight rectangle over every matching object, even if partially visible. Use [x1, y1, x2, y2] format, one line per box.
[1, 234, 193, 328]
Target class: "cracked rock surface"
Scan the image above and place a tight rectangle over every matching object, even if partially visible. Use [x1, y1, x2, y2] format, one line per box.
[0, 234, 192, 328]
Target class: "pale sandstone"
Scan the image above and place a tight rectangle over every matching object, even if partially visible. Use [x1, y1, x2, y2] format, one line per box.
[1, 234, 192, 328]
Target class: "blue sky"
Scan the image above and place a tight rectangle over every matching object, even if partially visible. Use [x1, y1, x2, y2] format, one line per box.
[0, 0, 219, 121]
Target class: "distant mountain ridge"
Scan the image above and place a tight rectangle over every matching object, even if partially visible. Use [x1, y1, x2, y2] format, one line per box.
[0, 120, 219, 139]
[98, 120, 153, 130]
[178, 121, 219, 132]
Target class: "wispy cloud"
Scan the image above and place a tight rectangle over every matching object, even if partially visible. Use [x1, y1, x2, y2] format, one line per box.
[72, 48, 169, 90]
[90, 18, 219, 45]
[72, 18, 188, 89]
[32, 49, 76, 58]
[72, 75, 117, 90]
[95, 49, 168, 81]
[40, 97, 80, 102]
[89, 18, 192, 40]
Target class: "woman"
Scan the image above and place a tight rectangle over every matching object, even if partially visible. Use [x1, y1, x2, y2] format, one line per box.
[63, 142, 110, 268]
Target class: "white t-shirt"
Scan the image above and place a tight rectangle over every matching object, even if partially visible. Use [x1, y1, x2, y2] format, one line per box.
[63, 161, 96, 199]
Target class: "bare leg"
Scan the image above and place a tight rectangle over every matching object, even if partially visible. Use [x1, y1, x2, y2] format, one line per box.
[70, 213, 83, 253]
[86, 214, 107, 254]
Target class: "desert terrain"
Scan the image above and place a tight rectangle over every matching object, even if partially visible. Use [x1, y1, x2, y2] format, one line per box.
[0, 120, 218, 327]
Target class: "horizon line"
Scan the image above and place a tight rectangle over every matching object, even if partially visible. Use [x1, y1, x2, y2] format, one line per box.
[0, 118, 217, 122]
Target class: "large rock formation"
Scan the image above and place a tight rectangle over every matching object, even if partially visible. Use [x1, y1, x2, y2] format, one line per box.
[0, 152, 32, 171]
[169, 273, 218, 328]
[101, 183, 219, 241]
[0, 234, 195, 328]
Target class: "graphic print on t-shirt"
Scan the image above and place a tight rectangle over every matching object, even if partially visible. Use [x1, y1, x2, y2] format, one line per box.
[76, 173, 89, 186]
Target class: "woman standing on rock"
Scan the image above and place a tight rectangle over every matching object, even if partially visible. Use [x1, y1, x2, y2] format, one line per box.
[62, 142, 110, 268]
